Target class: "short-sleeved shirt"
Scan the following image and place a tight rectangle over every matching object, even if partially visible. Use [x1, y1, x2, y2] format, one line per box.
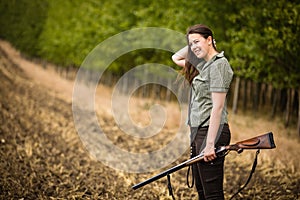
[188, 51, 233, 127]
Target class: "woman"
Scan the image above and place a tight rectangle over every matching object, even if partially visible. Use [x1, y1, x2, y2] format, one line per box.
[172, 24, 233, 199]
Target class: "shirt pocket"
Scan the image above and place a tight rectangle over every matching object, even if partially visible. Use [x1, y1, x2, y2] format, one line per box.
[192, 74, 209, 99]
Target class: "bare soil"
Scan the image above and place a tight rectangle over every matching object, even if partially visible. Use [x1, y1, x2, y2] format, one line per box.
[0, 40, 299, 199]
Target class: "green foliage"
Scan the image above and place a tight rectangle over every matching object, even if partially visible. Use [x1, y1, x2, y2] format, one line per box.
[38, 0, 105, 66]
[0, 0, 48, 56]
[0, 0, 299, 88]
[216, 0, 300, 88]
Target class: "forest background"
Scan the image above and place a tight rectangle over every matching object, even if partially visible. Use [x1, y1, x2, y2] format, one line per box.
[0, 0, 299, 134]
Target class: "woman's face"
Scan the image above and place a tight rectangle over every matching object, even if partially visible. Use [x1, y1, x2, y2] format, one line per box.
[188, 33, 211, 61]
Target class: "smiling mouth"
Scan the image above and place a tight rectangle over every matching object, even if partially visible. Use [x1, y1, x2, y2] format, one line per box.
[193, 49, 201, 56]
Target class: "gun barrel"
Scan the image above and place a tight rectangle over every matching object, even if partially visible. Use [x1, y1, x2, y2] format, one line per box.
[132, 148, 226, 190]
[132, 161, 187, 190]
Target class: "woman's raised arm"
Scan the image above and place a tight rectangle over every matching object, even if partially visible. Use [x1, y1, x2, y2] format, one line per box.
[171, 46, 188, 67]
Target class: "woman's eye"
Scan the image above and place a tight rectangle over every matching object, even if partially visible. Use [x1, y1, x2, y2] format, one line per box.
[192, 40, 198, 45]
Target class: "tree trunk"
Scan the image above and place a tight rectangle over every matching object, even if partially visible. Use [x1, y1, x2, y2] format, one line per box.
[243, 79, 248, 111]
[285, 88, 292, 127]
[271, 88, 278, 118]
[260, 83, 267, 107]
[253, 82, 260, 114]
[298, 89, 300, 137]
[249, 80, 254, 110]
[121, 74, 128, 94]
[232, 76, 240, 114]
[251, 81, 258, 115]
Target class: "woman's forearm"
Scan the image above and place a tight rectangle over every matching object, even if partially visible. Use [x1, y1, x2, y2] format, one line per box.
[171, 46, 188, 67]
[206, 105, 223, 147]
[206, 92, 227, 146]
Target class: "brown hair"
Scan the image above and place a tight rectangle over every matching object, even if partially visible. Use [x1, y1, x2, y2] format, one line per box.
[182, 24, 217, 84]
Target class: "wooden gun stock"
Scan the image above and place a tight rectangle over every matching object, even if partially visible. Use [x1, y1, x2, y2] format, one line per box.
[228, 132, 276, 151]
[132, 132, 276, 190]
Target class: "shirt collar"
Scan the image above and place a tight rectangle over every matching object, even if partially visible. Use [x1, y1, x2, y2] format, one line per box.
[211, 51, 224, 61]
[195, 51, 225, 71]
[199, 51, 224, 71]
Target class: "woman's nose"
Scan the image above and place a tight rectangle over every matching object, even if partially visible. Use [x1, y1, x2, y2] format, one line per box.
[190, 43, 197, 51]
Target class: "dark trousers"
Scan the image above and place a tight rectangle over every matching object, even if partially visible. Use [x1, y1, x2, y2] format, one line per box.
[190, 124, 231, 200]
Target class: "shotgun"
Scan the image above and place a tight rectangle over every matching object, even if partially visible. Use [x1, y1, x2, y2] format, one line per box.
[132, 132, 276, 190]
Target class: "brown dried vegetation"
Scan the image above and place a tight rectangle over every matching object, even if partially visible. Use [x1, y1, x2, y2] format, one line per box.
[0, 41, 299, 199]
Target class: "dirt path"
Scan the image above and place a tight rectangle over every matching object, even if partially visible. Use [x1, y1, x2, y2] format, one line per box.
[0, 40, 299, 199]
[0, 40, 189, 199]
[0, 41, 136, 199]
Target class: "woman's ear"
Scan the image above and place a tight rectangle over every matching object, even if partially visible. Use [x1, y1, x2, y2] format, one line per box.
[207, 36, 213, 45]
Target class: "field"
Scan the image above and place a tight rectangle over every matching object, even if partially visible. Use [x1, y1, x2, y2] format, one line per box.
[0, 40, 299, 199]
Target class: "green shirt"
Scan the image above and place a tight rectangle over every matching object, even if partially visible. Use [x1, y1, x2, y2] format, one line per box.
[188, 51, 233, 127]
